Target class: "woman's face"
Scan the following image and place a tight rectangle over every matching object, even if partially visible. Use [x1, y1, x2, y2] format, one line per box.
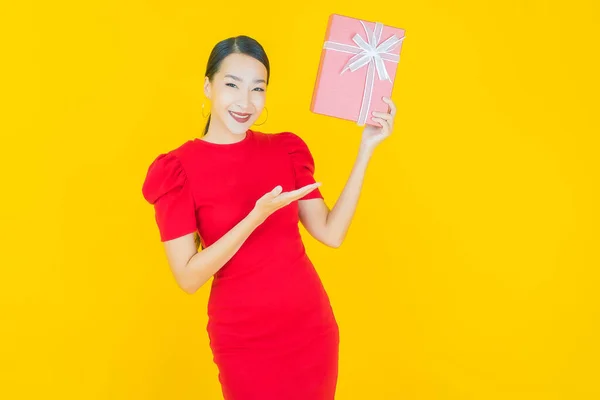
[204, 53, 268, 135]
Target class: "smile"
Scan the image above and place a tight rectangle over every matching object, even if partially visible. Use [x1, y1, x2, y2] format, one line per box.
[229, 111, 251, 123]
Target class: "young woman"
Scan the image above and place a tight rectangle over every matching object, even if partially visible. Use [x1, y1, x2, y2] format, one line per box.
[142, 35, 396, 400]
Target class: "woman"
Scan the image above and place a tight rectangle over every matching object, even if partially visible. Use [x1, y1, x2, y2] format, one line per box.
[141, 35, 396, 399]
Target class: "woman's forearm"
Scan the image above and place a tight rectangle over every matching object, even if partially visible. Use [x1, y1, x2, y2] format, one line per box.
[325, 146, 373, 246]
[182, 210, 265, 293]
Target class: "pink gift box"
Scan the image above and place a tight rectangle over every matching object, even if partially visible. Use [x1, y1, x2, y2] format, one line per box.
[310, 14, 406, 126]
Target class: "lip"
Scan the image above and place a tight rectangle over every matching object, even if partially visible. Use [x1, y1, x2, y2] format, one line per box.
[229, 110, 251, 123]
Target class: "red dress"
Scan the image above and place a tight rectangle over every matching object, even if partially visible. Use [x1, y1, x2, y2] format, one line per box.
[142, 129, 340, 399]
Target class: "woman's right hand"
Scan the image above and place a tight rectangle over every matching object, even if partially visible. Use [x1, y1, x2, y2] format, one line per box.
[251, 182, 322, 223]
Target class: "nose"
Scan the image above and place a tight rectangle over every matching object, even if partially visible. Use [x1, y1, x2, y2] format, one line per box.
[235, 90, 252, 111]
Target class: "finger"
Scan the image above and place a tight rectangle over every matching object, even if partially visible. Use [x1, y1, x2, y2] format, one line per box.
[276, 183, 321, 202]
[383, 97, 397, 117]
[291, 185, 320, 201]
[263, 185, 283, 199]
[291, 183, 321, 198]
[378, 115, 393, 132]
[372, 118, 390, 134]
[372, 111, 393, 121]
[299, 182, 322, 191]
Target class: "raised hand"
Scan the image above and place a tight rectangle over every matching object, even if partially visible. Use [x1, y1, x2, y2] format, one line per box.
[360, 96, 397, 154]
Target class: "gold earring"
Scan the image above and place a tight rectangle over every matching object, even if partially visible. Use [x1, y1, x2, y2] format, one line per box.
[201, 102, 210, 118]
[253, 106, 268, 126]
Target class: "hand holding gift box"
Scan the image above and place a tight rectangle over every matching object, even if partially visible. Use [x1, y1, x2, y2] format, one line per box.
[310, 14, 406, 128]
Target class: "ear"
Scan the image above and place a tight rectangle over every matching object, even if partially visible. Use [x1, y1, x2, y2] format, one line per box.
[203, 77, 211, 99]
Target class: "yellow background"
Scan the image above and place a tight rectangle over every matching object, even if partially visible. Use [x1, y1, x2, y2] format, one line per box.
[1, 0, 599, 398]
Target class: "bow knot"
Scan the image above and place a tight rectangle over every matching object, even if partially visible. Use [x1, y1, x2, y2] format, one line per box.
[322, 19, 405, 125]
[331, 21, 404, 82]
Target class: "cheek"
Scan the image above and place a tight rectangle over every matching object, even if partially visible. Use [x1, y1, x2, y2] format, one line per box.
[252, 93, 266, 108]
[213, 99, 234, 116]
[215, 92, 232, 106]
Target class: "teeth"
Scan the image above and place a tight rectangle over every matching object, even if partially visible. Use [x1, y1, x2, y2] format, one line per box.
[231, 111, 250, 118]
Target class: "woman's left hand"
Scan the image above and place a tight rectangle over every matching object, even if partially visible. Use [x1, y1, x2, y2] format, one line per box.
[360, 96, 397, 154]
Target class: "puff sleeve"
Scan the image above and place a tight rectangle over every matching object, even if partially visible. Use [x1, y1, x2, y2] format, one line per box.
[141, 152, 197, 242]
[280, 132, 324, 200]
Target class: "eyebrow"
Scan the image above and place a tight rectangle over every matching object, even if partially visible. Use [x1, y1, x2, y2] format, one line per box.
[224, 74, 266, 84]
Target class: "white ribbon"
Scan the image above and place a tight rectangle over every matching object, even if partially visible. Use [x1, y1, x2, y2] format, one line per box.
[323, 20, 405, 125]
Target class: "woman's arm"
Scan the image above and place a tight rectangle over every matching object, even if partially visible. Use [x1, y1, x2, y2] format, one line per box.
[163, 211, 263, 294]
[299, 96, 397, 248]
[162, 183, 322, 294]
[298, 148, 372, 248]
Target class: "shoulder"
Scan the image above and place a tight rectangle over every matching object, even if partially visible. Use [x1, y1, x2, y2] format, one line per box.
[266, 131, 313, 154]
[267, 131, 318, 172]
[141, 141, 195, 204]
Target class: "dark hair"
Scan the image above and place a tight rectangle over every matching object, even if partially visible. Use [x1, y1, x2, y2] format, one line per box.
[202, 35, 270, 137]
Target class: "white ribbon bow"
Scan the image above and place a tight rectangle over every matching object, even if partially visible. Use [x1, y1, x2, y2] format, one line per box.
[323, 20, 405, 125]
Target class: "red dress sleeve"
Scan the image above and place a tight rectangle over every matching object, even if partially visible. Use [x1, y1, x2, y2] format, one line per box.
[280, 132, 324, 200]
[141, 152, 197, 242]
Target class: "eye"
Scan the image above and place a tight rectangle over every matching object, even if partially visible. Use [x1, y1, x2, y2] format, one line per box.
[226, 83, 237, 88]
[254, 87, 265, 92]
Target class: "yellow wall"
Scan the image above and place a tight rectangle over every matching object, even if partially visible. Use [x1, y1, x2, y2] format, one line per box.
[2, 1, 598, 398]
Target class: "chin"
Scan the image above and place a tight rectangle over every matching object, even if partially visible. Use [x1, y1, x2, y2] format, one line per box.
[223, 118, 251, 134]
[226, 124, 249, 135]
